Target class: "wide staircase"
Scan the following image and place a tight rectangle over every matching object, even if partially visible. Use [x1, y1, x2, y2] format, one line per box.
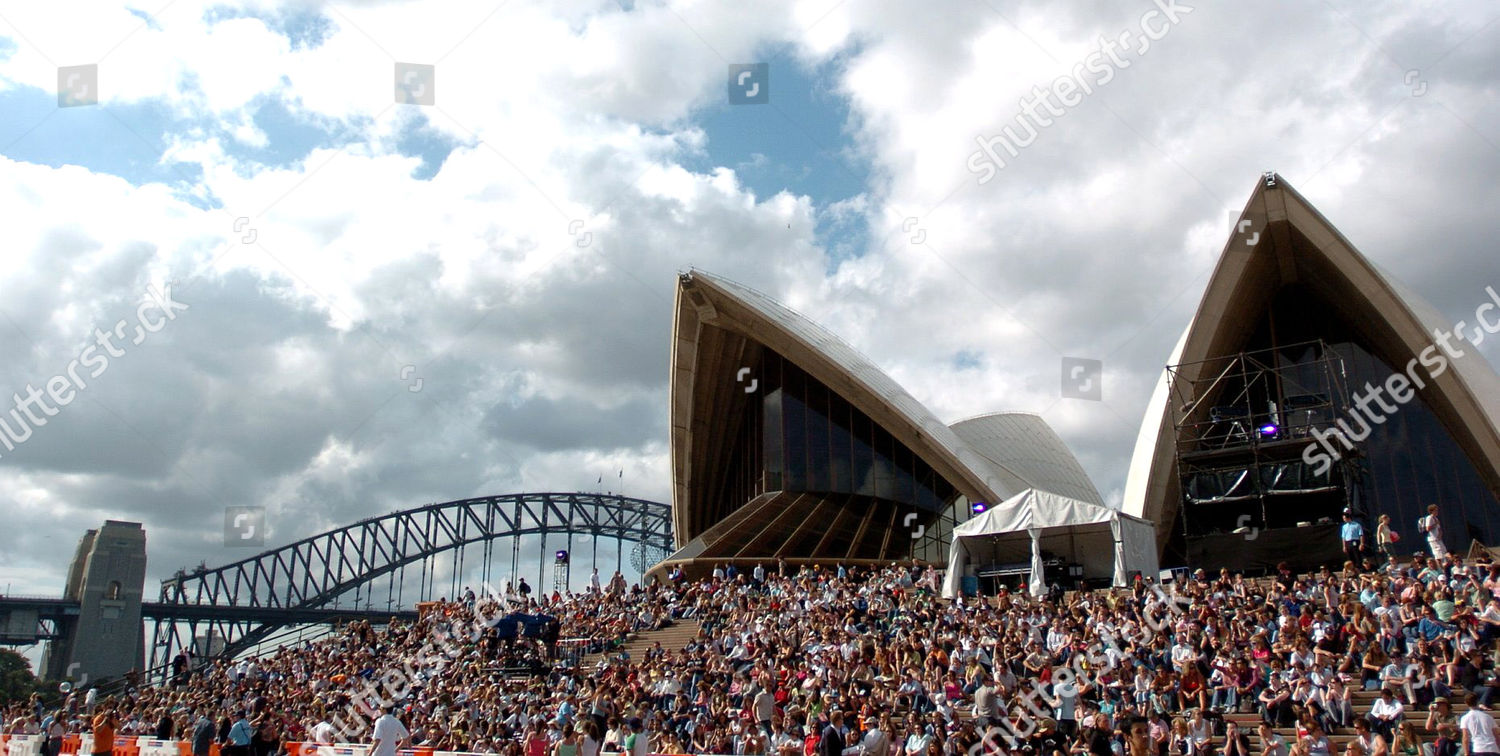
[1225, 690, 1469, 751]
[579, 619, 702, 667]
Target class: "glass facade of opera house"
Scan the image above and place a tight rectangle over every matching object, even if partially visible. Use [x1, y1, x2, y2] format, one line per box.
[1176, 285, 1500, 560]
[701, 348, 970, 564]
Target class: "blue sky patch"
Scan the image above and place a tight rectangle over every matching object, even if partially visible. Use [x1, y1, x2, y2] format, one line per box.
[393, 112, 464, 180]
[688, 47, 872, 267]
[0, 85, 206, 200]
[203, 4, 334, 50]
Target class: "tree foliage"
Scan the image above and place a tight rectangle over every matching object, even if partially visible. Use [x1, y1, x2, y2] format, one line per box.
[0, 649, 41, 705]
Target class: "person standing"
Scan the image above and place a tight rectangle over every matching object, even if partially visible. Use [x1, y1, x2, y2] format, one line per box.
[1376, 515, 1396, 561]
[224, 710, 254, 756]
[1422, 506, 1449, 560]
[1461, 693, 1499, 756]
[973, 676, 999, 727]
[1342, 510, 1366, 567]
[43, 709, 64, 756]
[625, 718, 650, 756]
[820, 712, 846, 756]
[91, 707, 116, 756]
[754, 679, 777, 740]
[370, 706, 409, 756]
[191, 709, 216, 756]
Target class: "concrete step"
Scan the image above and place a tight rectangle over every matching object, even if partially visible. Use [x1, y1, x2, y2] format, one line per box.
[579, 620, 701, 667]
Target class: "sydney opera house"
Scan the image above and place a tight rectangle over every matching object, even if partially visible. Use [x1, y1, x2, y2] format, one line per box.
[658, 173, 1500, 581]
[1124, 174, 1500, 571]
[655, 269, 1111, 582]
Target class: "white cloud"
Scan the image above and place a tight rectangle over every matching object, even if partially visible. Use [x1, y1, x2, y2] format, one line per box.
[0, 0, 1495, 602]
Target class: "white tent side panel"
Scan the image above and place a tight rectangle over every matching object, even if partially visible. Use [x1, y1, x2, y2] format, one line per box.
[940, 488, 1161, 596]
[1120, 514, 1161, 578]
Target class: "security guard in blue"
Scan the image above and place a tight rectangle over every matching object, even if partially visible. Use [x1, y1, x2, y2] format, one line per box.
[224, 710, 254, 756]
[1340, 509, 1365, 567]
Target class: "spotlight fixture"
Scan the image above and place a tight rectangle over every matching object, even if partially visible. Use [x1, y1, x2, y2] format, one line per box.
[1258, 423, 1279, 438]
[554, 550, 569, 564]
[971, 502, 988, 515]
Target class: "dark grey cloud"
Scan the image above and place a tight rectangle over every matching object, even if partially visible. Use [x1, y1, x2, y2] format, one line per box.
[0, 0, 1495, 616]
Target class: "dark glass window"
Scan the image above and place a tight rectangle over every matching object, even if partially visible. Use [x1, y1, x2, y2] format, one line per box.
[829, 395, 853, 493]
[806, 381, 831, 492]
[784, 390, 807, 492]
[873, 427, 895, 500]
[852, 411, 874, 496]
[762, 388, 783, 492]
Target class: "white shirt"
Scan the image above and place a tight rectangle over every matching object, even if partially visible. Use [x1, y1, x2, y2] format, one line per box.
[856, 728, 890, 756]
[1262, 733, 1288, 756]
[1424, 515, 1444, 543]
[1370, 698, 1404, 721]
[1462, 709, 1499, 754]
[371, 714, 410, 756]
[312, 721, 338, 744]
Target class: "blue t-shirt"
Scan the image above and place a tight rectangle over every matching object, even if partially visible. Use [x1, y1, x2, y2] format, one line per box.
[229, 719, 254, 746]
[1341, 522, 1363, 541]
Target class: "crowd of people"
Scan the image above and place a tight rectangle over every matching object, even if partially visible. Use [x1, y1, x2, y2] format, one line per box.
[6, 549, 1500, 756]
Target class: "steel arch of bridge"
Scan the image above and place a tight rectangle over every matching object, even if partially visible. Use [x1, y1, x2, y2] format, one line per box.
[150, 492, 670, 666]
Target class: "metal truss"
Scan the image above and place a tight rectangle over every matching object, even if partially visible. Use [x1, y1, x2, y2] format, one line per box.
[148, 492, 670, 667]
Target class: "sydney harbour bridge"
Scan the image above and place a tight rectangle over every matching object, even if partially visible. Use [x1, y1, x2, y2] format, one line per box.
[0, 492, 672, 689]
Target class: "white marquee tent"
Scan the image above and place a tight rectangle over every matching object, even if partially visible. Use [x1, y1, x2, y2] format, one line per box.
[941, 488, 1159, 598]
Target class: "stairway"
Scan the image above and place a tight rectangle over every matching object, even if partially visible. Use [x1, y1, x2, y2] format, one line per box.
[579, 619, 702, 667]
[1224, 690, 1470, 751]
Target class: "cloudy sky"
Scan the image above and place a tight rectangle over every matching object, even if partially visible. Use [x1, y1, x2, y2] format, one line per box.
[0, 0, 1497, 606]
